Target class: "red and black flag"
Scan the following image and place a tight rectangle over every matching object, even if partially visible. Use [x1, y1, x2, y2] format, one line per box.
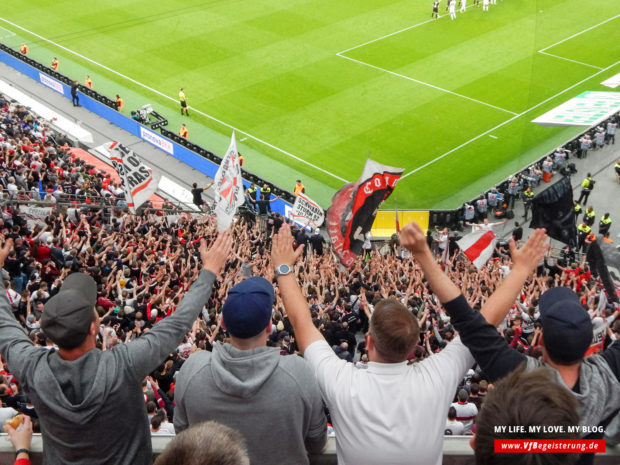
[327, 160, 404, 267]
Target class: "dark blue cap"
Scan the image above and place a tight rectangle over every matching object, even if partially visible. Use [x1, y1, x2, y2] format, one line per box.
[222, 277, 274, 339]
[539, 287, 592, 364]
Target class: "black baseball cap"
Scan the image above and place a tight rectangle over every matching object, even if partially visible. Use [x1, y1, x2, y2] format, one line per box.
[41, 273, 97, 349]
[539, 287, 592, 364]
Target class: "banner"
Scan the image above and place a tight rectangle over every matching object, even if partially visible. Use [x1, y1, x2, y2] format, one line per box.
[213, 132, 245, 232]
[529, 176, 576, 247]
[108, 142, 160, 213]
[457, 230, 497, 269]
[20, 205, 53, 228]
[290, 193, 324, 227]
[587, 241, 619, 304]
[327, 159, 404, 267]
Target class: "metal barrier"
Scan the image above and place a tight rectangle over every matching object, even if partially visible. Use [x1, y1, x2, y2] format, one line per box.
[1, 435, 619, 464]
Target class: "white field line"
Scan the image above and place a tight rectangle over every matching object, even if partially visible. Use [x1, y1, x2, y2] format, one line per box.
[337, 5, 476, 55]
[337, 53, 518, 115]
[399, 60, 620, 180]
[538, 14, 620, 53]
[538, 51, 602, 70]
[0, 26, 16, 38]
[0, 16, 350, 184]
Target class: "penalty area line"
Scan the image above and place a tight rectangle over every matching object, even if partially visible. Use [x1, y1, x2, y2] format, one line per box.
[399, 59, 620, 181]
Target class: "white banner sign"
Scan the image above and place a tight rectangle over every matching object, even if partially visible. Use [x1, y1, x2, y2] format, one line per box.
[140, 127, 174, 155]
[39, 73, 64, 94]
[108, 142, 160, 213]
[21, 206, 53, 228]
[291, 193, 324, 227]
[213, 132, 245, 232]
[533, 91, 620, 127]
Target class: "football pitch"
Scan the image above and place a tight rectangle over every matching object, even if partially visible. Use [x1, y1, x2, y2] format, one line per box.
[1, 0, 619, 209]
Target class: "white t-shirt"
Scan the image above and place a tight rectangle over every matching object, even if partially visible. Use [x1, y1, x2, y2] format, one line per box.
[304, 337, 474, 465]
[445, 419, 465, 435]
[450, 401, 478, 434]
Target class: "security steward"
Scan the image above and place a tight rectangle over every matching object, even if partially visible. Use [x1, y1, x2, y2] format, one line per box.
[599, 213, 612, 241]
[522, 187, 534, 220]
[583, 206, 596, 227]
[577, 221, 592, 252]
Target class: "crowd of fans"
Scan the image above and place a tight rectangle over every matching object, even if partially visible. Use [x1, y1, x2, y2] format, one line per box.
[0, 91, 619, 465]
[457, 113, 617, 231]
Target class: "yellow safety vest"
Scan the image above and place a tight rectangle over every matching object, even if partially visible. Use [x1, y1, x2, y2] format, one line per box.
[578, 224, 591, 234]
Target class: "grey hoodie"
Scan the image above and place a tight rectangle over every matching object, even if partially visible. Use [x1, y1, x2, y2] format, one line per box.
[0, 269, 216, 465]
[174, 342, 327, 465]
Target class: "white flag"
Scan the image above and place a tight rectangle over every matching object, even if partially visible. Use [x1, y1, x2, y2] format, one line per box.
[457, 229, 497, 269]
[109, 142, 160, 213]
[213, 132, 245, 231]
[291, 193, 324, 227]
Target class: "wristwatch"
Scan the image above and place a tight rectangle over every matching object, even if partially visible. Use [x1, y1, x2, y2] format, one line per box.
[275, 264, 292, 277]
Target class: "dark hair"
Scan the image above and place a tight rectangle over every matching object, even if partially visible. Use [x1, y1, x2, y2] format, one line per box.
[150, 415, 162, 430]
[369, 299, 419, 363]
[448, 406, 457, 420]
[146, 401, 156, 414]
[475, 365, 579, 465]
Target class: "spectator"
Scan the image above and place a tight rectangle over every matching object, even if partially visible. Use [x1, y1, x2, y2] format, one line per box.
[445, 406, 465, 436]
[174, 276, 327, 465]
[421, 227, 620, 465]
[450, 388, 478, 434]
[473, 366, 580, 465]
[3, 414, 33, 465]
[272, 223, 474, 464]
[0, 233, 232, 464]
[155, 421, 250, 465]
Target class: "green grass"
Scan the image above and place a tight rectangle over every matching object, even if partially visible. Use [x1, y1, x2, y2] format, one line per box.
[1, 0, 619, 209]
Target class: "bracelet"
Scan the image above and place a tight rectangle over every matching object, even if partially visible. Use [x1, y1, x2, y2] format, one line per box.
[15, 448, 29, 456]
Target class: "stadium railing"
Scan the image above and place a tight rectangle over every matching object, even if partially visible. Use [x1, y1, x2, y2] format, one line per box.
[1, 435, 618, 464]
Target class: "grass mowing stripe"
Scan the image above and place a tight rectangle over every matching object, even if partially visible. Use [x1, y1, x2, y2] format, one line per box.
[399, 59, 619, 181]
[0, 15, 350, 186]
[337, 53, 519, 115]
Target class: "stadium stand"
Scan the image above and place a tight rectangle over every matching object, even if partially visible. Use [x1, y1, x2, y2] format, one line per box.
[0, 41, 619, 464]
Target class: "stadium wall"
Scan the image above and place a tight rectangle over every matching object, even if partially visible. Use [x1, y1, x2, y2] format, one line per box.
[0, 43, 294, 217]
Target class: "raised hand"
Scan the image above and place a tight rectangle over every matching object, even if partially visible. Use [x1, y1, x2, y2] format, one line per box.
[271, 223, 304, 268]
[0, 237, 13, 268]
[509, 228, 549, 275]
[200, 230, 233, 275]
[399, 222, 430, 257]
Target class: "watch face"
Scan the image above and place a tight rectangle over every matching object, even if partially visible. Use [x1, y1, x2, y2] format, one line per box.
[278, 264, 291, 275]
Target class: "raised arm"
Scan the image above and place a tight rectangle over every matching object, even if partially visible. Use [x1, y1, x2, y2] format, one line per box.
[479, 229, 549, 326]
[123, 232, 233, 379]
[272, 223, 323, 353]
[399, 222, 460, 304]
[0, 239, 38, 380]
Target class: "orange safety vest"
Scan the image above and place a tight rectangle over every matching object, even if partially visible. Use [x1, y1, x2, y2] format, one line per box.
[179, 127, 188, 138]
[51, 59, 58, 70]
[20, 44, 28, 55]
[294, 183, 305, 195]
[85, 77, 93, 89]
